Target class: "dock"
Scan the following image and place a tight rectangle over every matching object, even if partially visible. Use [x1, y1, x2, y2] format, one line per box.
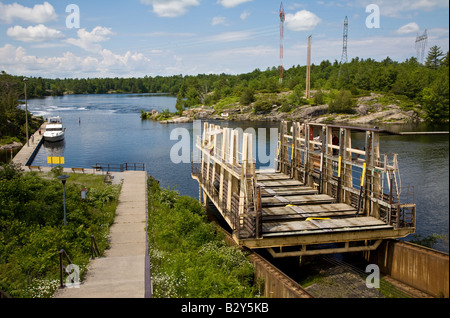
[11, 122, 46, 167]
[192, 121, 416, 258]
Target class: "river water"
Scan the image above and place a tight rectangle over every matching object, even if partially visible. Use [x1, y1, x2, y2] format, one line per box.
[24, 94, 449, 253]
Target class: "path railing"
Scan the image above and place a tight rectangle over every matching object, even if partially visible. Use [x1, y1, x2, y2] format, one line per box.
[94, 163, 145, 172]
[58, 249, 73, 289]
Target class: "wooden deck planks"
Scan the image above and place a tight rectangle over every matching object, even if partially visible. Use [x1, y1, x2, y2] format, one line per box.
[261, 194, 335, 206]
[257, 172, 291, 181]
[260, 186, 317, 197]
[250, 171, 396, 240]
[257, 179, 304, 187]
[262, 216, 391, 236]
[262, 203, 357, 220]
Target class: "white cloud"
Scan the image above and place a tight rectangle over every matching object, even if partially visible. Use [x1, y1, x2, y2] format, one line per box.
[217, 0, 252, 8]
[0, 44, 97, 75]
[285, 10, 321, 32]
[65, 26, 115, 53]
[240, 10, 250, 20]
[6, 24, 65, 42]
[0, 1, 57, 24]
[212, 16, 228, 26]
[354, 0, 449, 17]
[140, 0, 200, 17]
[396, 22, 420, 35]
[206, 31, 253, 43]
[98, 49, 150, 71]
[0, 44, 151, 78]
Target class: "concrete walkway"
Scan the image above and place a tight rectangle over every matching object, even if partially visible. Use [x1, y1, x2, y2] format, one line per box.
[11, 123, 46, 167]
[54, 170, 151, 298]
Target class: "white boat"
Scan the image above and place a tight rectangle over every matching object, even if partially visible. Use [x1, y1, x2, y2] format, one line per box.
[44, 117, 65, 142]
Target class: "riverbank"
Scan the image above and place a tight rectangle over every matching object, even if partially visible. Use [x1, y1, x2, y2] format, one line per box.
[144, 92, 431, 126]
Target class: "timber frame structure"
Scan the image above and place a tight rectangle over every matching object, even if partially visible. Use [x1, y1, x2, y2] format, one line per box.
[191, 121, 416, 258]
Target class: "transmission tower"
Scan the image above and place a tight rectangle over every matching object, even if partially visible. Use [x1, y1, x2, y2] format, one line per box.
[279, 2, 285, 84]
[339, 16, 349, 80]
[415, 29, 428, 64]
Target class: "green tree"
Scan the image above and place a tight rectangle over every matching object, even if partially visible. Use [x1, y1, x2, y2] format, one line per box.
[421, 73, 449, 122]
[184, 87, 201, 107]
[240, 88, 255, 105]
[328, 90, 355, 114]
[313, 90, 324, 105]
[175, 91, 185, 115]
[425, 45, 445, 69]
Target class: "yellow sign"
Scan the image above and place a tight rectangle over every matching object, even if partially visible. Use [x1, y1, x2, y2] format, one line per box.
[47, 157, 65, 165]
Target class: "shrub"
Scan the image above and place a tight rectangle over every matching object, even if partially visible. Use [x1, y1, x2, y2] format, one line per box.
[0, 168, 120, 297]
[328, 90, 355, 114]
[253, 99, 273, 114]
[147, 178, 257, 298]
[313, 90, 324, 105]
[240, 88, 255, 105]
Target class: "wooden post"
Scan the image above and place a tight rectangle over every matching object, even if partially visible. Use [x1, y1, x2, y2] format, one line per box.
[219, 128, 229, 205]
[343, 128, 352, 205]
[306, 35, 311, 99]
[239, 133, 250, 217]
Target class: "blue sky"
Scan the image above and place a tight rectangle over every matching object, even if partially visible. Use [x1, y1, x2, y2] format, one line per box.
[0, 0, 448, 78]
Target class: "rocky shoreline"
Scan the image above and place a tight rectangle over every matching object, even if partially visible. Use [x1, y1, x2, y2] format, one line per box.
[151, 93, 423, 125]
[0, 141, 23, 151]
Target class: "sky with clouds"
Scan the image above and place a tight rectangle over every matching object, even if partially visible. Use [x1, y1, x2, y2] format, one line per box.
[0, 0, 448, 79]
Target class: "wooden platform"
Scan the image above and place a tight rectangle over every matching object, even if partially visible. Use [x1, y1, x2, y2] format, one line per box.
[256, 171, 393, 239]
[262, 203, 357, 221]
[263, 217, 392, 237]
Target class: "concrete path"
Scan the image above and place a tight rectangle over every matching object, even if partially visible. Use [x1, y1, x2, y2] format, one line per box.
[54, 171, 150, 298]
[12, 123, 46, 167]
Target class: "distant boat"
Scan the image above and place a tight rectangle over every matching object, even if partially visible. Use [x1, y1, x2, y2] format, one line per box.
[44, 117, 65, 142]
[221, 113, 229, 117]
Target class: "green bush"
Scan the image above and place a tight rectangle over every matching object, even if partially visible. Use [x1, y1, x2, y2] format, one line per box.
[0, 165, 120, 297]
[240, 88, 255, 105]
[253, 99, 273, 114]
[147, 177, 257, 298]
[328, 90, 355, 114]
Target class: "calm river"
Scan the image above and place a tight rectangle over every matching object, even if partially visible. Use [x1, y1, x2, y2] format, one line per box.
[25, 94, 449, 253]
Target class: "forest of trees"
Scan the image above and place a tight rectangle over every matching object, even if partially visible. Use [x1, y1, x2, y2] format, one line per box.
[1, 46, 449, 130]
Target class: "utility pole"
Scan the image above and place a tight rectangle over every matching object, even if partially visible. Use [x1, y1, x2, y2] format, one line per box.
[306, 35, 311, 99]
[279, 2, 285, 84]
[24, 77, 29, 147]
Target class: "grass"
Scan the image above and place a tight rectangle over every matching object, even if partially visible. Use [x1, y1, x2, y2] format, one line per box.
[0, 165, 121, 298]
[147, 176, 258, 298]
[213, 96, 240, 112]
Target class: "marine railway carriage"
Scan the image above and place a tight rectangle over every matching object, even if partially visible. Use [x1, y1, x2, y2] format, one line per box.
[191, 121, 416, 258]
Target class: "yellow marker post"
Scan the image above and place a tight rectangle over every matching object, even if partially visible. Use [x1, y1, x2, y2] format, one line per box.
[337, 156, 342, 178]
[306, 217, 330, 222]
[360, 163, 367, 187]
[356, 163, 367, 216]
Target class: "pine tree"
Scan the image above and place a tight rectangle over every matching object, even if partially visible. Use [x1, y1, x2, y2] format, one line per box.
[425, 45, 445, 69]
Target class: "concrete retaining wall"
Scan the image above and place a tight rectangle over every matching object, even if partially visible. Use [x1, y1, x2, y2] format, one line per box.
[220, 230, 312, 298]
[370, 239, 449, 298]
[248, 253, 312, 298]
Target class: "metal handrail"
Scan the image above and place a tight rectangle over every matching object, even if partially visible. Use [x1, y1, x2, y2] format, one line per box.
[90, 235, 100, 259]
[58, 249, 73, 288]
[0, 289, 11, 298]
[95, 163, 145, 172]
